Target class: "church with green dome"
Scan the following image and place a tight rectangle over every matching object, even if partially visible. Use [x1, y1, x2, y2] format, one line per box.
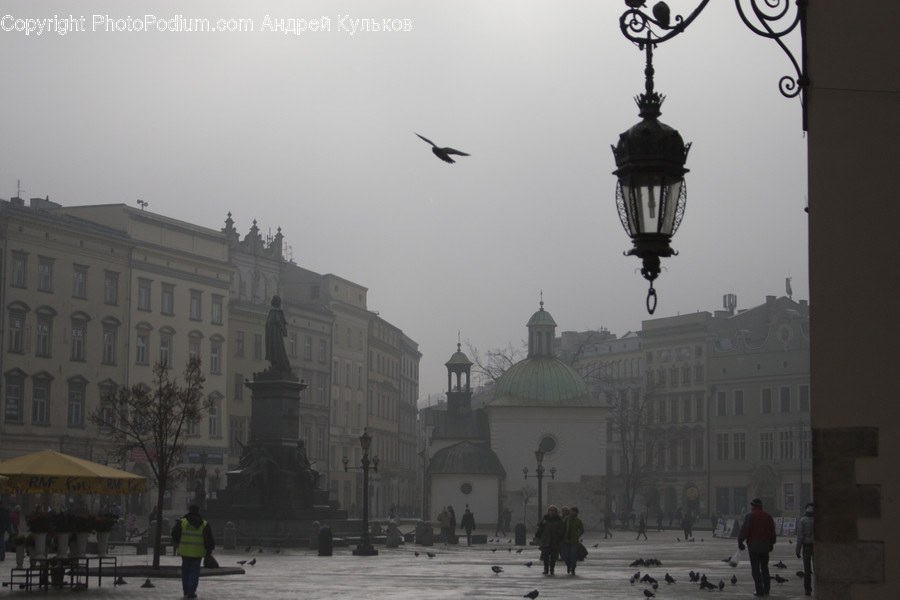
[422, 301, 610, 532]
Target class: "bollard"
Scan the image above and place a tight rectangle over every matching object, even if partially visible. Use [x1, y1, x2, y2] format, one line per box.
[317, 525, 333, 556]
[224, 522, 236, 550]
[515, 522, 527, 546]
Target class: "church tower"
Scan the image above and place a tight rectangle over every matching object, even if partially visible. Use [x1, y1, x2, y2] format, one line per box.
[527, 299, 557, 358]
[445, 342, 473, 414]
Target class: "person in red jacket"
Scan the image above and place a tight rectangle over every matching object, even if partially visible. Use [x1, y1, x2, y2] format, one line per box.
[737, 498, 777, 597]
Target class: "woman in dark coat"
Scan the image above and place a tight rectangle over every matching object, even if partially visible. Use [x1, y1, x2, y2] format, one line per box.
[536, 505, 565, 575]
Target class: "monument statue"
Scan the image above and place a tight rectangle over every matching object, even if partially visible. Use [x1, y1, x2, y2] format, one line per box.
[265, 295, 291, 373]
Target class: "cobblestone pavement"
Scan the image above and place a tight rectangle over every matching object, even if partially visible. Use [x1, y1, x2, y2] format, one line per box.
[3, 529, 815, 599]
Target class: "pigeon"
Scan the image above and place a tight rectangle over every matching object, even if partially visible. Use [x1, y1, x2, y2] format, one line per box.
[643, 590, 655, 598]
[237, 560, 247, 566]
[592, 543, 599, 548]
[699, 580, 717, 591]
[633, 571, 641, 580]
[491, 566, 503, 575]
[426, 552, 436, 558]
[688, 570, 699, 582]
[140, 579, 154, 588]
[664, 573, 676, 584]
[516, 548, 523, 554]
[796, 570, 806, 579]
[415, 133, 470, 164]
[524, 561, 533, 568]
[651, 582, 659, 591]
[630, 575, 637, 585]
[774, 560, 787, 569]
[248, 558, 257, 566]
[491, 548, 497, 552]
[523, 590, 539, 599]
[508, 548, 512, 552]
[630, 559, 644, 567]
[718, 580, 725, 590]
[774, 574, 788, 584]
[731, 575, 738, 585]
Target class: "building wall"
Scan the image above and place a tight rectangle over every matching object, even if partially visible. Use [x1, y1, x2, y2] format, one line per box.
[808, 3, 900, 598]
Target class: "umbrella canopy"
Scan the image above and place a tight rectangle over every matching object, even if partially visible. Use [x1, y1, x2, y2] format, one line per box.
[0, 450, 146, 494]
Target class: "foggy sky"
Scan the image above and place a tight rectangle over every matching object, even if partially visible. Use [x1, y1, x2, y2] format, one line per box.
[0, 1, 808, 401]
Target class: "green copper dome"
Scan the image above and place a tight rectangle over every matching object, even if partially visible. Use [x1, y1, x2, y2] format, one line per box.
[527, 305, 557, 328]
[490, 356, 591, 407]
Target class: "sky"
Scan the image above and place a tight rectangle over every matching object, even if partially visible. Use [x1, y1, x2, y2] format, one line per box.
[0, 1, 808, 403]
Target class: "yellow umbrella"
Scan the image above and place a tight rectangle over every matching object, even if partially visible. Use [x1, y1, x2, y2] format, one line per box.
[0, 450, 146, 494]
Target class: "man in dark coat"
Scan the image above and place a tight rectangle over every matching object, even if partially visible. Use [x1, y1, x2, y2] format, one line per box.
[795, 502, 814, 596]
[460, 507, 476, 546]
[536, 505, 565, 575]
[738, 498, 777, 597]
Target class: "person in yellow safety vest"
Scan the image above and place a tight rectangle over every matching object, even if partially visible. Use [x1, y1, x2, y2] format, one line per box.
[171, 504, 215, 599]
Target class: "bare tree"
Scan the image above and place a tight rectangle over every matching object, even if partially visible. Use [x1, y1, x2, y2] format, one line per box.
[465, 340, 525, 387]
[520, 485, 537, 525]
[89, 359, 210, 568]
[607, 384, 665, 518]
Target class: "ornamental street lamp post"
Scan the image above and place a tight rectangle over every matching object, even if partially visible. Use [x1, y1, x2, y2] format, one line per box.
[523, 448, 556, 520]
[343, 428, 380, 556]
[612, 1, 808, 313]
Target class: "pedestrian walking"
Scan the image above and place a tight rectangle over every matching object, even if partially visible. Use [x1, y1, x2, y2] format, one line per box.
[603, 513, 613, 539]
[171, 504, 215, 599]
[437, 507, 450, 544]
[561, 506, 584, 575]
[681, 512, 693, 540]
[636, 514, 648, 540]
[536, 505, 564, 575]
[656, 510, 663, 532]
[795, 502, 814, 596]
[0, 502, 10, 561]
[447, 505, 457, 544]
[460, 506, 476, 546]
[737, 498, 776, 597]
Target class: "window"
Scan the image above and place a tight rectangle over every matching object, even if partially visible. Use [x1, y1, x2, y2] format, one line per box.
[11, 253, 26, 288]
[73, 265, 88, 299]
[189, 290, 202, 320]
[694, 364, 704, 383]
[780, 386, 791, 413]
[138, 279, 151, 311]
[210, 340, 222, 375]
[136, 334, 149, 365]
[289, 333, 297, 358]
[253, 334, 262, 360]
[682, 396, 691, 421]
[188, 337, 201, 361]
[657, 398, 666, 423]
[159, 333, 172, 367]
[694, 437, 704, 466]
[333, 360, 339, 384]
[4, 373, 24, 422]
[716, 433, 730, 460]
[211, 294, 223, 325]
[8, 311, 25, 353]
[695, 395, 703, 421]
[345, 363, 351, 387]
[317, 426, 325, 458]
[670, 398, 679, 423]
[784, 483, 795, 511]
[67, 378, 86, 427]
[317, 377, 325, 404]
[35, 314, 52, 357]
[759, 431, 774, 460]
[734, 390, 744, 416]
[230, 416, 247, 454]
[38, 258, 53, 292]
[32, 376, 51, 425]
[681, 366, 691, 386]
[304, 336, 312, 360]
[357, 365, 363, 390]
[346, 327, 351, 347]
[104, 271, 119, 305]
[799, 429, 812, 460]
[319, 339, 327, 361]
[733, 432, 746, 460]
[234, 331, 244, 358]
[102, 322, 118, 364]
[187, 417, 198, 436]
[799, 385, 810, 411]
[208, 399, 219, 437]
[761, 388, 773, 414]
[234, 373, 244, 402]
[161, 284, 175, 315]
[98, 381, 117, 428]
[779, 430, 794, 459]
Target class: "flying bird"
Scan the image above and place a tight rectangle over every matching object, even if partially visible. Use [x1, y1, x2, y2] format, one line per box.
[523, 590, 539, 599]
[415, 133, 470, 164]
[491, 566, 503, 575]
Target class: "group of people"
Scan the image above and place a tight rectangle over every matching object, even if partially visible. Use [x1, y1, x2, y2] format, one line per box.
[737, 498, 814, 597]
[535, 505, 585, 576]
